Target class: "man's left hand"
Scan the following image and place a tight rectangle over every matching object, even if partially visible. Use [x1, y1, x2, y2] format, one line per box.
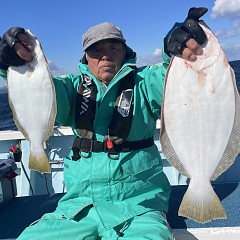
[166, 7, 208, 61]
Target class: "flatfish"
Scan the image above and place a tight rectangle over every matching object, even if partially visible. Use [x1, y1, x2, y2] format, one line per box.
[160, 23, 240, 223]
[7, 30, 56, 173]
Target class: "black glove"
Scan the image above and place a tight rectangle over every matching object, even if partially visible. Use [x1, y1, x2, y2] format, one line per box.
[0, 27, 26, 69]
[166, 7, 208, 57]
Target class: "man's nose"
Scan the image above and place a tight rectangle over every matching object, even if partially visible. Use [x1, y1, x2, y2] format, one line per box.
[100, 49, 112, 60]
[101, 55, 111, 61]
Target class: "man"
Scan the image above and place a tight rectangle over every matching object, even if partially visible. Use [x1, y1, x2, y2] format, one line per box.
[0, 7, 207, 240]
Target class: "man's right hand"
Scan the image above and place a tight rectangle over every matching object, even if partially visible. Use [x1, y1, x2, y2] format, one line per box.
[0, 27, 34, 69]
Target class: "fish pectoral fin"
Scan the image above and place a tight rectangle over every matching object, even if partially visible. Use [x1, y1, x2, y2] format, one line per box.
[28, 151, 51, 173]
[178, 182, 226, 223]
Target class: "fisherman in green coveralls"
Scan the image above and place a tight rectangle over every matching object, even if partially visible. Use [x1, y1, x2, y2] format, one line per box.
[0, 7, 208, 240]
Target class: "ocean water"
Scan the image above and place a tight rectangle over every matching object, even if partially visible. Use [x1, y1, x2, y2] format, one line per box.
[0, 85, 18, 131]
[0, 60, 240, 131]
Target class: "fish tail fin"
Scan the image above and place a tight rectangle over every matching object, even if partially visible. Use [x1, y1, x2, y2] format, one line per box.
[28, 149, 51, 173]
[178, 180, 226, 223]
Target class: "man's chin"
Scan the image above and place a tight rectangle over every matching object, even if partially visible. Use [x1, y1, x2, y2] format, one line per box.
[98, 73, 115, 84]
[99, 70, 116, 79]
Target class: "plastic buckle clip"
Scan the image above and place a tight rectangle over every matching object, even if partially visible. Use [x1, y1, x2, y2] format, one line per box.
[107, 152, 120, 160]
[79, 139, 92, 158]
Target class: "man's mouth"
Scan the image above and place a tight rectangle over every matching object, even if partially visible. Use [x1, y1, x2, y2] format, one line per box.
[100, 65, 115, 71]
[102, 65, 113, 69]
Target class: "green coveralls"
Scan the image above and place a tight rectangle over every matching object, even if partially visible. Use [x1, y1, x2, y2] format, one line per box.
[1, 49, 173, 240]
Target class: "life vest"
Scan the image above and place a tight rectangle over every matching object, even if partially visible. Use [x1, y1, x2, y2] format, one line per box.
[75, 71, 135, 144]
[72, 70, 154, 160]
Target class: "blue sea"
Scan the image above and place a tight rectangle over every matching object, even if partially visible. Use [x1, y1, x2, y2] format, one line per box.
[0, 60, 240, 131]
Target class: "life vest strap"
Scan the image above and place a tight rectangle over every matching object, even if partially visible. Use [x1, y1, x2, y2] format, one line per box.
[71, 136, 154, 160]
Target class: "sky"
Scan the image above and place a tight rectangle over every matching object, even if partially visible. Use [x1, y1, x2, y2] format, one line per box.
[0, 0, 240, 87]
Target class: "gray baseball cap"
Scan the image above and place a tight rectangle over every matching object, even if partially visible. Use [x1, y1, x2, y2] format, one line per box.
[82, 22, 135, 59]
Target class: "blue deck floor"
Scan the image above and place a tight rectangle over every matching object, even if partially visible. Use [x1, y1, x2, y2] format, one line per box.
[0, 182, 239, 239]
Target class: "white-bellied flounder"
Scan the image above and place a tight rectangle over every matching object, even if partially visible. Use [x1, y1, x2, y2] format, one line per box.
[160, 23, 240, 223]
[7, 30, 56, 173]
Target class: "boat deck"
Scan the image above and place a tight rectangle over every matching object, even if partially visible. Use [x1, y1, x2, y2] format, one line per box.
[0, 183, 239, 239]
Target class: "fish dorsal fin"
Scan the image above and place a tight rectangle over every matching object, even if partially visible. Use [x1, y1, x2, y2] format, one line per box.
[211, 68, 240, 180]
[160, 110, 190, 178]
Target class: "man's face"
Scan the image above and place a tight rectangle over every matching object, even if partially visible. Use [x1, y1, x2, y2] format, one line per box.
[86, 39, 126, 85]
